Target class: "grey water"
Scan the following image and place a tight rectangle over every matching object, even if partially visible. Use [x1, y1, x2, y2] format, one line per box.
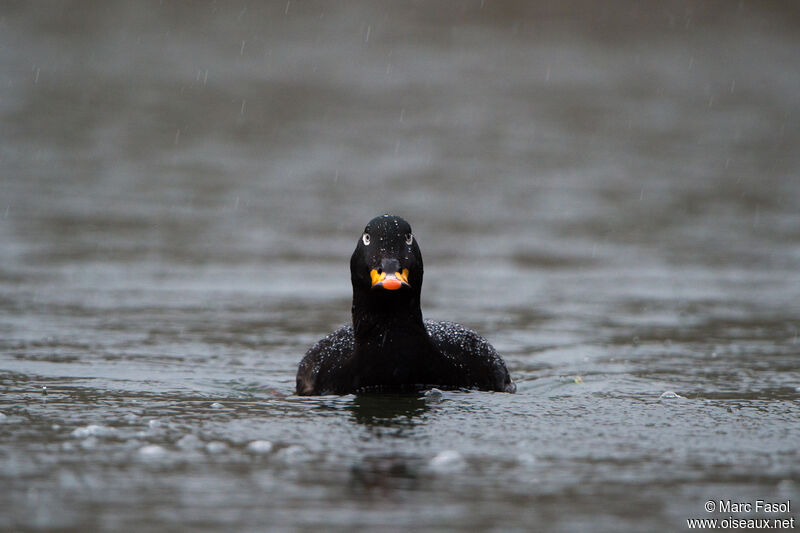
[1, 1, 799, 531]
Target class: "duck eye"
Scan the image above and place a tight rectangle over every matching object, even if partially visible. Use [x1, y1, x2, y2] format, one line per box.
[362, 233, 371, 245]
[405, 233, 413, 245]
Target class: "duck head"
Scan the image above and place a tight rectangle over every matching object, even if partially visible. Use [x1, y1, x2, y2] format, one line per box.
[350, 214, 424, 311]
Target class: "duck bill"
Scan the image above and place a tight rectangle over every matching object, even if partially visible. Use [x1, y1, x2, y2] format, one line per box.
[370, 268, 410, 291]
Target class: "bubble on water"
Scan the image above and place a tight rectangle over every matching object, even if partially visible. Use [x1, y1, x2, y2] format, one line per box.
[80, 436, 99, 449]
[429, 450, 465, 472]
[275, 444, 308, 463]
[139, 445, 167, 458]
[148, 419, 161, 429]
[206, 441, 228, 454]
[210, 402, 224, 409]
[176, 434, 202, 450]
[246, 440, 274, 454]
[517, 453, 537, 466]
[0, 412, 7, 422]
[659, 391, 684, 400]
[424, 388, 443, 402]
[120, 439, 144, 451]
[72, 425, 116, 438]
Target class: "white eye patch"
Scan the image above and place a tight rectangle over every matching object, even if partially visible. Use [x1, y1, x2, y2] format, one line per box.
[362, 233, 371, 245]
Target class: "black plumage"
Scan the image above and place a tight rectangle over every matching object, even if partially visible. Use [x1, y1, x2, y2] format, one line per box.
[296, 214, 515, 395]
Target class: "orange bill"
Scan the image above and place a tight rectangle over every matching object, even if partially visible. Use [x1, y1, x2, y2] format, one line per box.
[370, 268, 410, 290]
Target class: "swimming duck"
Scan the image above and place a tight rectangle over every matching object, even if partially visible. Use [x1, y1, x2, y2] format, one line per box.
[296, 214, 515, 395]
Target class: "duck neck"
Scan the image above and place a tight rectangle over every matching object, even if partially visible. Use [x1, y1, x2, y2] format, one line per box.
[351, 290, 430, 356]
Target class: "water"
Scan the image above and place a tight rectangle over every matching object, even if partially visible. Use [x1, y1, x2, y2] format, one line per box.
[1, 1, 799, 531]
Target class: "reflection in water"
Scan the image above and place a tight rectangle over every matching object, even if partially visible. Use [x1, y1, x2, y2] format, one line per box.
[349, 394, 429, 428]
[347, 395, 434, 497]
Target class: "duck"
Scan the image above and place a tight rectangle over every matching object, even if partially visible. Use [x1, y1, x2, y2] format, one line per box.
[296, 214, 515, 395]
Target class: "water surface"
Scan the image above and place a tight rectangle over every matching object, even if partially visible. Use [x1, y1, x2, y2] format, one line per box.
[1, 1, 799, 531]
